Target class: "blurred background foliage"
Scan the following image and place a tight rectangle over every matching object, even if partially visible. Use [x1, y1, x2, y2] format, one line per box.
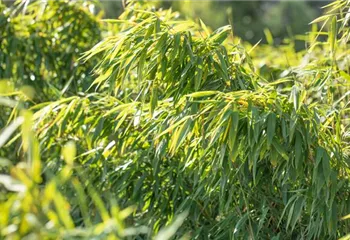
[2, 0, 331, 47]
[101, 0, 329, 46]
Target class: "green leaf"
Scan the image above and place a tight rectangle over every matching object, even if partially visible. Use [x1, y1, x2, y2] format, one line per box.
[200, 19, 210, 36]
[187, 91, 218, 98]
[272, 139, 289, 161]
[155, 211, 188, 240]
[322, 151, 331, 182]
[290, 197, 305, 231]
[329, 16, 337, 53]
[264, 28, 274, 45]
[170, 118, 192, 153]
[294, 131, 303, 171]
[62, 141, 76, 166]
[267, 113, 276, 146]
[150, 86, 158, 116]
[0, 117, 24, 148]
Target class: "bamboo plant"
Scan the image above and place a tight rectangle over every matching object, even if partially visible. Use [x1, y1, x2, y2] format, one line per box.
[0, 0, 349, 239]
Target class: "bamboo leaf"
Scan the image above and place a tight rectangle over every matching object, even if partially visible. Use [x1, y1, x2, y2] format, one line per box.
[272, 139, 289, 161]
[267, 113, 276, 146]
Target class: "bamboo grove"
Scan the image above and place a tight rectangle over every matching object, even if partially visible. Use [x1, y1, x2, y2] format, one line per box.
[0, 0, 349, 239]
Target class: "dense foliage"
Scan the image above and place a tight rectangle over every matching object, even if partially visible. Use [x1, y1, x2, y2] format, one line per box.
[0, 0, 349, 239]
